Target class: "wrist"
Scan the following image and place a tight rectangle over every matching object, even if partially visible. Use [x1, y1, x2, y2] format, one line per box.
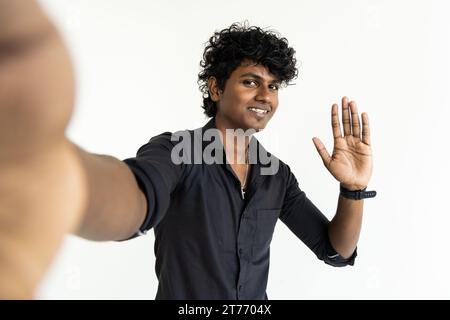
[339, 184, 377, 200]
[340, 183, 367, 192]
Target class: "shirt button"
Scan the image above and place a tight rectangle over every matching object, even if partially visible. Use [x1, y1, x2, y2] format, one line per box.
[239, 248, 243, 255]
[239, 285, 243, 291]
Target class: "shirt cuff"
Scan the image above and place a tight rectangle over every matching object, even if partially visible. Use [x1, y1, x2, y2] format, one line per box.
[323, 240, 357, 267]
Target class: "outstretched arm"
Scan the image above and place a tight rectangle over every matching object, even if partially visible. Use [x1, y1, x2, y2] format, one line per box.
[312, 96, 373, 258]
[0, 1, 147, 298]
[0, 0, 85, 298]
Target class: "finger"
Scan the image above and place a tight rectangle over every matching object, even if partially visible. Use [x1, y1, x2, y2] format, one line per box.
[312, 137, 331, 168]
[331, 104, 342, 139]
[350, 101, 361, 139]
[341, 96, 351, 136]
[361, 112, 371, 145]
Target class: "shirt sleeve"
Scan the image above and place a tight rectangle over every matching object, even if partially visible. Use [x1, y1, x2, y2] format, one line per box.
[122, 132, 187, 238]
[279, 165, 356, 267]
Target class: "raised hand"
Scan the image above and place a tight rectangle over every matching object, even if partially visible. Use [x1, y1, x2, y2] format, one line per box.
[312, 97, 373, 191]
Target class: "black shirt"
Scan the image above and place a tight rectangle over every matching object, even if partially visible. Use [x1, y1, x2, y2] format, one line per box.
[123, 117, 356, 300]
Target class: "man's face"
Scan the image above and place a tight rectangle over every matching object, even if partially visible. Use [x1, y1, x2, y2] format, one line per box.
[210, 61, 280, 132]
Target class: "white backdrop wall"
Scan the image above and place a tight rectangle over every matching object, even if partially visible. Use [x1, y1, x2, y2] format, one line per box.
[35, 0, 450, 299]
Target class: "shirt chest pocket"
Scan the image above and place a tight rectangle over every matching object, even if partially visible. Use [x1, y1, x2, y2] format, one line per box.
[254, 209, 281, 247]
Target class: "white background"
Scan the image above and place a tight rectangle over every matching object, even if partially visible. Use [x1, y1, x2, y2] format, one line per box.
[35, 0, 450, 299]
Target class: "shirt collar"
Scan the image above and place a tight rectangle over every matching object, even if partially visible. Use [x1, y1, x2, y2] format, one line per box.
[200, 117, 270, 163]
[200, 117, 277, 183]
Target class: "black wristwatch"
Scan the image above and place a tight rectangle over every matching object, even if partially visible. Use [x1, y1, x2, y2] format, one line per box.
[340, 185, 377, 200]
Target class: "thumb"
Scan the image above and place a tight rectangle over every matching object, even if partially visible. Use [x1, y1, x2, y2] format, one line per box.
[312, 137, 331, 168]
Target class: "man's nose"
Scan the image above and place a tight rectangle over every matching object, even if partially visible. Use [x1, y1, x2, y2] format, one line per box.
[255, 86, 271, 103]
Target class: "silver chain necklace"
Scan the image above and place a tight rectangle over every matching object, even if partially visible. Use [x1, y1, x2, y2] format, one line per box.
[240, 148, 249, 199]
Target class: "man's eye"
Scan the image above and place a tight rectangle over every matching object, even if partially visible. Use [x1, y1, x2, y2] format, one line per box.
[243, 79, 257, 87]
[269, 84, 280, 91]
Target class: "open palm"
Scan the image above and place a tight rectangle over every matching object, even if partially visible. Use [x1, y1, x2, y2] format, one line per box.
[313, 97, 373, 190]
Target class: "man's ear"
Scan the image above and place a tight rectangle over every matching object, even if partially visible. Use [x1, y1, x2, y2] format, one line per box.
[207, 77, 222, 102]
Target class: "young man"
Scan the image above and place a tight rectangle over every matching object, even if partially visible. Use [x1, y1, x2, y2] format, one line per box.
[0, 1, 375, 299]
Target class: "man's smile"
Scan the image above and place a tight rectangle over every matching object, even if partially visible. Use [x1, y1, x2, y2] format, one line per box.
[247, 105, 271, 118]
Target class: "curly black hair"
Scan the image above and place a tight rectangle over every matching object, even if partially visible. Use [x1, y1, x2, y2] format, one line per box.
[198, 22, 298, 117]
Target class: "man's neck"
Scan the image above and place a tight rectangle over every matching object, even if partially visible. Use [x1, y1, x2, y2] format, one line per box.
[215, 115, 252, 165]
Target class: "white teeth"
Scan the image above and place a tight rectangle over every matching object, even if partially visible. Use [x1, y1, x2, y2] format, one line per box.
[249, 107, 268, 114]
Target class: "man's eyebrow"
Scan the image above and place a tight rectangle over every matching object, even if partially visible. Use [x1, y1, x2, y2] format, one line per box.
[239, 72, 280, 83]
